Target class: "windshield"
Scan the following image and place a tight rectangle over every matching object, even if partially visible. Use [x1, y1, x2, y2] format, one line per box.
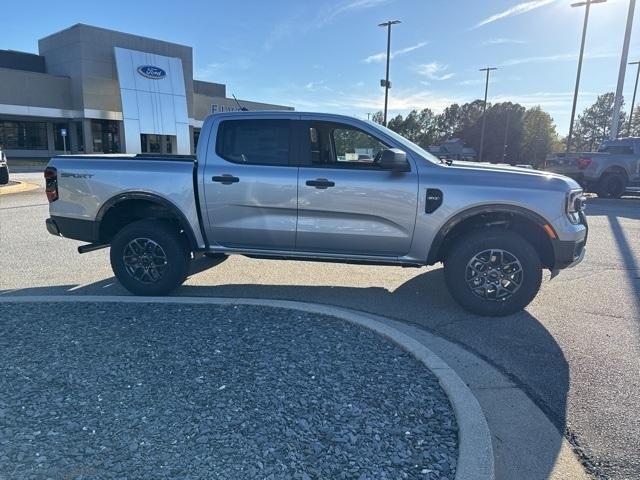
[364, 120, 442, 164]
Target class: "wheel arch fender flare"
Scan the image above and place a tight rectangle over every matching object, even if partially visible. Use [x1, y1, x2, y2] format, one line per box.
[426, 204, 554, 265]
[95, 192, 198, 249]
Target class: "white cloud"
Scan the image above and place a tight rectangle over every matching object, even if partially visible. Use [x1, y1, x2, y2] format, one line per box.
[265, 0, 393, 51]
[333, 89, 462, 113]
[473, 0, 557, 29]
[482, 38, 526, 45]
[491, 91, 599, 108]
[499, 51, 617, 66]
[364, 41, 428, 63]
[304, 80, 334, 92]
[458, 78, 498, 86]
[331, 0, 392, 16]
[194, 58, 253, 80]
[415, 62, 455, 81]
[320, 0, 394, 25]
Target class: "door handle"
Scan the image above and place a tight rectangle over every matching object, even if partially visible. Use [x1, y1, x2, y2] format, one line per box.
[306, 178, 335, 189]
[212, 174, 240, 185]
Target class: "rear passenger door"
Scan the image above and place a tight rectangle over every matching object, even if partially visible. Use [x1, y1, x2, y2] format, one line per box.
[203, 117, 298, 250]
[296, 119, 418, 256]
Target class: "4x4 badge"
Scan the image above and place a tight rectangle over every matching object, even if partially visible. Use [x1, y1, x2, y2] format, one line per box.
[425, 188, 443, 213]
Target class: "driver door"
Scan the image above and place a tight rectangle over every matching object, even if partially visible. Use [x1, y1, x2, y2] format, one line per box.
[296, 120, 418, 256]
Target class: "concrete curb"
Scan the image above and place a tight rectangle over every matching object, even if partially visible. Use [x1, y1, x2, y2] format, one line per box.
[1, 295, 494, 480]
[0, 181, 39, 195]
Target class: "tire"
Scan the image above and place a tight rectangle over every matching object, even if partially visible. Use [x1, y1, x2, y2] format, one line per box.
[0, 165, 9, 185]
[444, 228, 542, 317]
[596, 174, 626, 198]
[110, 220, 190, 296]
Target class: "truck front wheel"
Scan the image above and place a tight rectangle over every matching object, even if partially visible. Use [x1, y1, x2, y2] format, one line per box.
[110, 220, 190, 296]
[444, 229, 542, 317]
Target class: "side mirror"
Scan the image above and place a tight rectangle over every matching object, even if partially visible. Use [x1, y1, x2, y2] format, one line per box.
[378, 148, 409, 171]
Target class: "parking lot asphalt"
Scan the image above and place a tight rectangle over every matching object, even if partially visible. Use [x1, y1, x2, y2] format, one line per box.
[1, 172, 639, 479]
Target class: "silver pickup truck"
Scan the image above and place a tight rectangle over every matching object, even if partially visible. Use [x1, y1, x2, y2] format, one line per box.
[545, 137, 640, 198]
[45, 111, 587, 316]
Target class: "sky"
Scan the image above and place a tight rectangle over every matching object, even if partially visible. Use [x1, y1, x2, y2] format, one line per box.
[2, 0, 639, 134]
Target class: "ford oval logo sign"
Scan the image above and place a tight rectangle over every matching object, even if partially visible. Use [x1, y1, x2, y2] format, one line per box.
[137, 65, 166, 79]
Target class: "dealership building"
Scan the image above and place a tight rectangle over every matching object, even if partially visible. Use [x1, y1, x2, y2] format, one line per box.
[0, 23, 292, 159]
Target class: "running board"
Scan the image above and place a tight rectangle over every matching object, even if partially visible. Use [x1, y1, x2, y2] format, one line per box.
[78, 243, 109, 254]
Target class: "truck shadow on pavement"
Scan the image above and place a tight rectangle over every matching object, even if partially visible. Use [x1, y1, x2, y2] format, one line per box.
[586, 196, 640, 220]
[2, 258, 573, 479]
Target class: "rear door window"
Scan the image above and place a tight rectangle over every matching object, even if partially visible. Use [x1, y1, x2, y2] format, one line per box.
[216, 120, 291, 166]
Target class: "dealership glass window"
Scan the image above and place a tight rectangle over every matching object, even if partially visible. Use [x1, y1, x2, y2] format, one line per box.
[91, 120, 120, 153]
[75, 122, 84, 152]
[216, 120, 291, 165]
[193, 128, 201, 151]
[141, 134, 162, 153]
[54, 122, 70, 151]
[0, 120, 48, 150]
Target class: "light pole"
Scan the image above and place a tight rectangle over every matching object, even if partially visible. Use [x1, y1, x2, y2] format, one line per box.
[378, 20, 401, 126]
[626, 61, 640, 136]
[502, 109, 510, 163]
[610, 0, 635, 139]
[478, 67, 497, 162]
[566, 0, 607, 153]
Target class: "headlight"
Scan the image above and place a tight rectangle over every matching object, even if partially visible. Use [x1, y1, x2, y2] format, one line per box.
[566, 190, 586, 223]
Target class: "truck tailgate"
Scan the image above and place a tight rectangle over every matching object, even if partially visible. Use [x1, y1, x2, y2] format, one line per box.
[545, 153, 580, 175]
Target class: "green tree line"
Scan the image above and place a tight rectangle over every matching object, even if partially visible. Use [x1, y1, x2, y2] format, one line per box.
[372, 92, 640, 167]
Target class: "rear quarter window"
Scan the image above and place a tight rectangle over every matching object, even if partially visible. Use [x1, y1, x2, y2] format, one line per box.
[216, 119, 291, 166]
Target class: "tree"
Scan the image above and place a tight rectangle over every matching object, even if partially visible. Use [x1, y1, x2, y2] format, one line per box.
[386, 114, 405, 135]
[434, 103, 463, 142]
[457, 102, 525, 163]
[371, 111, 384, 125]
[571, 93, 626, 151]
[520, 107, 559, 167]
[626, 105, 640, 137]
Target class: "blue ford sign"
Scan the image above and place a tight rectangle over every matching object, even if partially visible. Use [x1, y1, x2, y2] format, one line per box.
[137, 65, 166, 79]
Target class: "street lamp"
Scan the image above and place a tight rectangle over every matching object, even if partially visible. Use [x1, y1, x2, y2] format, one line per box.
[626, 61, 640, 136]
[566, 0, 607, 153]
[478, 67, 497, 162]
[378, 20, 401, 126]
[610, 0, 635, 139]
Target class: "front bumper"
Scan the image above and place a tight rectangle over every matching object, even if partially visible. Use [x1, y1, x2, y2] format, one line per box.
[552, 211, 588, 269]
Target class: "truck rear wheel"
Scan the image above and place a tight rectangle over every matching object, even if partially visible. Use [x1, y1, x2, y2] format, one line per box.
[596, 173, 626, 198]
[110, 220, 190, 296]
[444, 229, 542, 317]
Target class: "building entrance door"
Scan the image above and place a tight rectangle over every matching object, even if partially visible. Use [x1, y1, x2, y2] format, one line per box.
[140, 134, 176, 154]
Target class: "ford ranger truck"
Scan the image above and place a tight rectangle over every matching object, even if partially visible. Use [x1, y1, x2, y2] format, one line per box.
[545, 137, 640, 198]
[44, 112, 588, 316]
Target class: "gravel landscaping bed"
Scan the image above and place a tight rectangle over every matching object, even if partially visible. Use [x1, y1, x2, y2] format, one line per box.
[0, 302, 458, 479]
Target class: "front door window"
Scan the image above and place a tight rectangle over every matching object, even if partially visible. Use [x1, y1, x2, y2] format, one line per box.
[309, 123, 388, 168]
